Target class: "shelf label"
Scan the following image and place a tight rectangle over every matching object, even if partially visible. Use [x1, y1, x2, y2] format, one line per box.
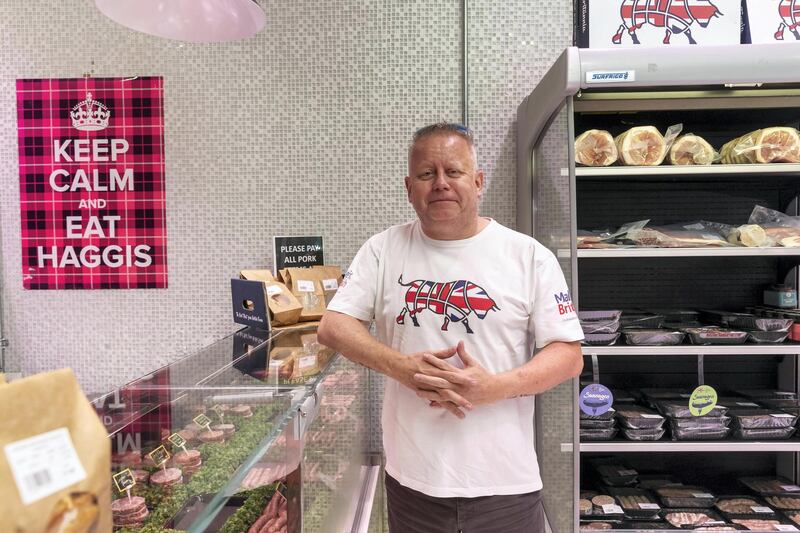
[689, 385, 718, 417]
[113, 468, 136, 493]
[579, 384, 613, 417]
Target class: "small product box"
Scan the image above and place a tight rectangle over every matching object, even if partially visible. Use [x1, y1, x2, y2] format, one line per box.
[764, 285, 798, 309]
[743, 0, 800, 44]
[574, 0, 743, 48]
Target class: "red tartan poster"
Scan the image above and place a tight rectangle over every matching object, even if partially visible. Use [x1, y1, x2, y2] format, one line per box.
[16, 77, 167, 289]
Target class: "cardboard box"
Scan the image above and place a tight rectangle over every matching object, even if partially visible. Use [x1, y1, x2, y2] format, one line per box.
[743, 0, 800, 43]
[575, 0, 743, 48]
[279, 266, 342, 322]
[239, 270, 303, 327]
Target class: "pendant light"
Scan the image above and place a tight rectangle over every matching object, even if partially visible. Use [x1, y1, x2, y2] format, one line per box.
[94, 0, 266, 43]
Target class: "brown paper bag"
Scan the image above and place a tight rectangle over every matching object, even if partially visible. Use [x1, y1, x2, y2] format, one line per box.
[239, 269, 274, 283]
[240, 270, 303, 327]
[0, 373, 6, 384]
[0, 368, 111, 533]
[281, 266, 343, 321]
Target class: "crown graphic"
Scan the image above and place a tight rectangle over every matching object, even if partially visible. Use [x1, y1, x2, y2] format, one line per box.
[70, 92, 110, 131]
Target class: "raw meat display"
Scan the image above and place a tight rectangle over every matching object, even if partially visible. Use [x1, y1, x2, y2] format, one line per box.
[669, 134, 716, 165]
[720, 127, 800, 164]
[615, 126, 667, 166]
[575, 129, 619, 166]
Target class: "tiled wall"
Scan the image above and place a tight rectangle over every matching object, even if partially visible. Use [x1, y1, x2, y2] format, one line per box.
[0, 1, 572, 393]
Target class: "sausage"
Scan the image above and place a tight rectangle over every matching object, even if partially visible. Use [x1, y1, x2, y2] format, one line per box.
[258, 518, 276, 533]
[268, 510, 287, 533]
[247, 513, 271, 533]
[263, 491, 282, 518]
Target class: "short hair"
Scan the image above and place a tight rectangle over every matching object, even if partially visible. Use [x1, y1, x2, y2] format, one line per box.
[408, 122, 477, 166]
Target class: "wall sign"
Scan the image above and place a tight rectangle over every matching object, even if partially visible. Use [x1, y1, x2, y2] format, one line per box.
[273, 235, 323, 271]
[16, 77, 167, 289]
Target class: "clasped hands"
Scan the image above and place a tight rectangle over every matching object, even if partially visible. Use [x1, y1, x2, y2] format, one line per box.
[398, 341, 501, 419]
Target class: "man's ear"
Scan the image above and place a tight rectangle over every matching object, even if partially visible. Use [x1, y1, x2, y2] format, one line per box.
[476, 170, 485, 198]
[404, 175, 412, 200]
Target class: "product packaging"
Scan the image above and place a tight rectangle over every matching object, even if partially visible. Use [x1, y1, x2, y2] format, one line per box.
[279, 266, 342, 322]
[0, 369, 111, 533]
[240, 270, 303, 327]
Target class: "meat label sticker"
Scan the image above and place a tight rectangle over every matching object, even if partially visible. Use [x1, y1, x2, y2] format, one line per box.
[299, 355, 318, 369]
[113, 468, 136, 493]
[3, 427, 88, 505]
[638, 503, 660, 510]
[751, 506, 773, 513]
[689, 385, 718, 417]
[601, 503, 623, 515]
[322, 278, 339, 291]
[297, 280, 315, 292]
[781, 484, 800, 492]
[266, 285, 282, 296]
[775, 526, 800, 531]
[147, 445, 170, 467]
[579, 383, 614, 417]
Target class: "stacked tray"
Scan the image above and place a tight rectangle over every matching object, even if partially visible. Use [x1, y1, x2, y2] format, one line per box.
[700, 310, 794, 344]
[579, 310, 622, 346]
[607, 487, 662, 520]
[623, 329, 685, 346]
[581, 407, 618, 441]
[616, 405, 666, 441]
[655, 485, 717, 509]
[728, 408, 798, 440]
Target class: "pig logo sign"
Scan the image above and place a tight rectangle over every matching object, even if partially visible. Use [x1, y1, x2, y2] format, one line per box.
[775, 0, 800, 40]
[612, 0, 723, 44]
[396, 276, 500, 334]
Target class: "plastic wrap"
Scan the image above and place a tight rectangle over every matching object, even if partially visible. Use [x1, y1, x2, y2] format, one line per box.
[581, 407, 616, 421]
[764, 495, 800, 510]
[620, 313, 665, 329]
[627, 226, 730, 248]
[645, 309, 699, 322]
[720, 127, 800, 164]
[579, 310, 623, 322]
[701, 310, 793, 331]
[656, 486, 717, 508]
[747, 330, 790, 343]
[624, 329, 685, 346]
[733, 426, 796, 440]
[748, 205, 800, 247]
[580, 418, 617, 429]
[622, 427, 666, 441]
[578, 220, 651, 248]
[670, 415, 731, 430]
[581, 427, 619, 441]
[580, 319, 620, 334]
[739, 477, 800, 496]
[582, 333, 621, 346]
[730, 409, 797, 429]
[715, 496, 776, 517]
[576, 129, 619, 167]
[657, 401, 728, 418]
[727, 224, 772, 247]
[683, 327, 748, 345]
[636, 474, 683, 490]
[670, 425, 731, 441]
[664, 509, 726, 527]
[669, 133, 717, 165]
[607, 487, 661, 519]
[615, 125, 671, 166]
[616, 406, 666, 429]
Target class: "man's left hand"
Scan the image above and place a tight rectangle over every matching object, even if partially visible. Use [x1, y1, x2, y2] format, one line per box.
[412, 341, 503, 407]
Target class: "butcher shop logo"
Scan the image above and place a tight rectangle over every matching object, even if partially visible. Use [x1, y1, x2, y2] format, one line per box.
[612, 0, 722, 45]
[396, 275, 499, 334]
[554, 291, 576, 316]
[775, 0, 800, 40]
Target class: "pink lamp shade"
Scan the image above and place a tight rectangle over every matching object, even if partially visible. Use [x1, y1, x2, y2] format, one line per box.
[94, 0, 266, 43]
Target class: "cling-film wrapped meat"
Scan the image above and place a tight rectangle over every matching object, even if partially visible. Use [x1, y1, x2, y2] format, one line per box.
[720, 127, 800, 164]
[575, 129, 618, 166]
[669, 134, 716, 165]
[615, 126, 667, 166]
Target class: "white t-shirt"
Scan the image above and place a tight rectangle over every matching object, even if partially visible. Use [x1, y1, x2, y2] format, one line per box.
[327, 219, 583, 498]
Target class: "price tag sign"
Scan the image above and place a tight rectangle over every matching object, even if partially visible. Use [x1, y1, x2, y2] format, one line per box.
[193, 413, 212, 431]
[638, 502, 660, 510]
[147, 445, 170, 468]
[689, 385, 718, 417]
[112, 468, 136, 493]
[167, 433, 188, 453]
[212, 405, 225, 422]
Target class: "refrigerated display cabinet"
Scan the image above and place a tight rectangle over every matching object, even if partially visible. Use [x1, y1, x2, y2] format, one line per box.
[91, 324, 377, 532]
[517, 44, 800, 532]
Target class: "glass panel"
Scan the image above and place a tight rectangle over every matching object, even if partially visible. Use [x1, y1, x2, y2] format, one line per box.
[531, 102, 577, 533]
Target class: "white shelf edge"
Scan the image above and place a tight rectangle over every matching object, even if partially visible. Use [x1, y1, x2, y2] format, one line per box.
[582, 345, 800, 356]
[575, 163, 800, 177]
[579, 441, 800, 452]
[556, 247, 800, 258]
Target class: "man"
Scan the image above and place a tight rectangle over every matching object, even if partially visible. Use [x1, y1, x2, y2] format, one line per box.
[317, 123, 583, 532]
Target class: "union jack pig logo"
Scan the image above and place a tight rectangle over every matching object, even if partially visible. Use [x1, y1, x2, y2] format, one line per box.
[775, 0, 800, 40]
[612, 0, 722, 45]
[396, 275, 500, 334]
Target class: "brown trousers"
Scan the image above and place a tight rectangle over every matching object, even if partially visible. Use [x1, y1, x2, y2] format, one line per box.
[386, 474, 546, 533]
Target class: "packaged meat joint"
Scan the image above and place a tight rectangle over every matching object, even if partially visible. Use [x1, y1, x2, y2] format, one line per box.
[657, 401, 728, 419]
[739, 477, 800, 496]
[575, 129, 619, 166]
[627, 226, 730, 248]
[656, 486, 717, 508]
[607, 487, 661, 519]
[0, 369, 111, 533]
[616, 406, 665, 429]
[624, 329, 685, 346]
[615, 125, 676, 166]
[621, 427, 666, 441]
[729, 409, 798, 429]
[683, 327, 748, 345]
[720, 127, 800, 164]
[727, 224, 772, 247]
[669, 133, 717, 165]
[764, 495, 800, 510]
[670, 425, 731, 441]
[664, 509, 727, 527]
[715, 496, 776, 517]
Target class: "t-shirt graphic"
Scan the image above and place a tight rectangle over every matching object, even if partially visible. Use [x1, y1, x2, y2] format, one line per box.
[395, 275, 500, 334]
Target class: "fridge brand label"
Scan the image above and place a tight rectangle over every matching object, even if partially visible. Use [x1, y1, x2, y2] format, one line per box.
[16, 77, 167, 289]
[689, 385, 718, 416]
[112, 468, 136, 493]
[579, 383, 614, 417]
[4, 427, 88, 505]
[586, 70, 636, 83]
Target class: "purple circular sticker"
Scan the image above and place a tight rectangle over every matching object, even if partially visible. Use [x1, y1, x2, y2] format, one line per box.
[579, 384, 614, 416]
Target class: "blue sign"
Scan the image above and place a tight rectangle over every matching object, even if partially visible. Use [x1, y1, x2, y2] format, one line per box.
[579, 384, 614, 416]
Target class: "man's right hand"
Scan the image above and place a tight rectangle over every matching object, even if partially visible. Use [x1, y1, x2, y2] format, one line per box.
[389, 347, 475, 419]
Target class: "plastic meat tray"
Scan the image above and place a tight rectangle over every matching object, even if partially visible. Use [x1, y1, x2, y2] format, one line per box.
[670, 415, 731, 430]
[733, 426, 796, 440]
[670, 425, 731, 441]
[622, 427, 666, 441]
[582, 333, 621, 346]
[683, 327, 748, 345]
[616, 406, 666, 429]
[607, 487, 662, 519]
[729, 409, 797, 429]
[655, 486, 717, 508]
[581, 320, 620, 334]
[739, 477, 800, 496]
[715, 496, 776, 518]
[747, 330, 790, 344]
[581, 427, 619, 441]
[579, 310, 622, 322]
[657, 401, 729, 419]
[624, 329, 685, 346]
[620, 314, 665, 329]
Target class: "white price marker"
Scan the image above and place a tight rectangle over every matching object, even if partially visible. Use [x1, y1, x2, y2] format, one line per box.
[692, 492, 714, 498]
[322, 278, 339, 291]
[297, 280, 315, 292]
[638, 502, 660, 510]
[781, 484, 800, 492]
[4, 428, 87, 505]
[601, 504, 623, 515]
[751, 506, 773, 514]
[775, 525, 799, 531]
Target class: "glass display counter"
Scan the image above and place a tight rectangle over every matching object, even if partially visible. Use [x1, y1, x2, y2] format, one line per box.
[90, 324, 370, 532]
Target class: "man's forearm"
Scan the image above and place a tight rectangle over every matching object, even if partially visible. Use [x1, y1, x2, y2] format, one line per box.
[495, 341, 583, 399]
[317, 310, 402, 378]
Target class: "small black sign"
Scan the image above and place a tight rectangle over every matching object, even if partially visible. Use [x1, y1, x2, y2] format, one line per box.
[233, 326, 271, 375]
[273, 236, 324, 271]
[167, 433, 187, 450]
[113, 469, 136, 493]
[147, 445, 171, 467]
[230, 279, 270, 330]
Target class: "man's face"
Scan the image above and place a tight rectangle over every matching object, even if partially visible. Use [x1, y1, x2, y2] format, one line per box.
[405, 133, 484, 230]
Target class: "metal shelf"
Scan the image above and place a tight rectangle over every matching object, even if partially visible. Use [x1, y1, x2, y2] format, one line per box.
[577, 441, 800, 452]
[558, 247, 800, 258]
[582, 345, 800, 356]
[575, 163, 800, 178]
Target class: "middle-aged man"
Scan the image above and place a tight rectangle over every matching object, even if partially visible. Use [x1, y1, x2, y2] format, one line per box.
[317, 122, 584, 532]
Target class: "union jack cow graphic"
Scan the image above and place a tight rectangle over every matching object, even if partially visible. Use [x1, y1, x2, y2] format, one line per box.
[775, 0, 800, 40]
[396, 275, 500, 334]
[612, 0, 722, 45]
